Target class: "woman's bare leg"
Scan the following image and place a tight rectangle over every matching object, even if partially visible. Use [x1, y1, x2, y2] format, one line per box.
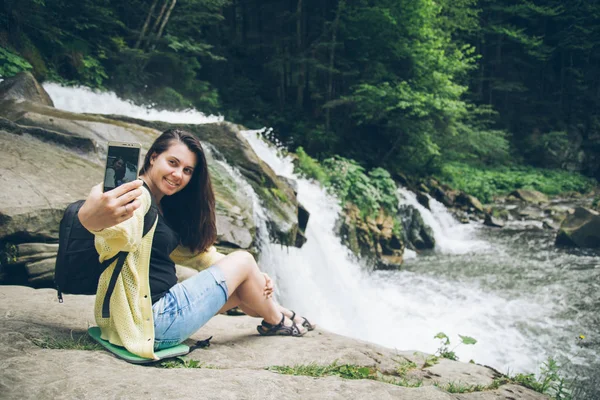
[213, 251, 304, 330]
[219, 292, 309, 327]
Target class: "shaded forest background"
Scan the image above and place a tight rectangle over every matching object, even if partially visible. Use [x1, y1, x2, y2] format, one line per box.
[2, 0, 600, 186]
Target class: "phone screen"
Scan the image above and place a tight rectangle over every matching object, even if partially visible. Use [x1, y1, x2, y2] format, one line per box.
[103, 144, 141, 192]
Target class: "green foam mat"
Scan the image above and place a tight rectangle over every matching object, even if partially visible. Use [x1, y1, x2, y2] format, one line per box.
[88, 327, 190, 364]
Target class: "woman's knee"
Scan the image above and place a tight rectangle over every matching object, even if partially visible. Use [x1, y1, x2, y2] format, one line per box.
[230, 250, 258, 270]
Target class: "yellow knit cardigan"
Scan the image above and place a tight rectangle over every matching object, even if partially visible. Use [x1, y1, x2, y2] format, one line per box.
[93, 188, 224, 360]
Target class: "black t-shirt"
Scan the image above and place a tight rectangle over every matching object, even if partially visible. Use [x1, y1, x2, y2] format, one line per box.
[149, 213, 180, 303]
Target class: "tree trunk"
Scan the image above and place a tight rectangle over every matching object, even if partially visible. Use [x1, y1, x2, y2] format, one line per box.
[143, 0, 169, 49]
[156, 0, 177, 42]
[325, 0, 345, 131]
[135, 0, 160, 49]
[296, 0, 305, 109]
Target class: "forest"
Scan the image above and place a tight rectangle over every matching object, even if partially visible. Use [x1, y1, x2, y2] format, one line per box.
[2, 0, 600, 192]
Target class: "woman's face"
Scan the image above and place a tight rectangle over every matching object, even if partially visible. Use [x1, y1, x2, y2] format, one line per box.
[113, 158, 124, 170]
[148, 142, 197, 197]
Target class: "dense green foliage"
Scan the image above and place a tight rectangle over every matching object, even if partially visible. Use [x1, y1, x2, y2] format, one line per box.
[2, 0, 599, 185]
[295, 148, 397, 216]
[439, 162, 595, 203]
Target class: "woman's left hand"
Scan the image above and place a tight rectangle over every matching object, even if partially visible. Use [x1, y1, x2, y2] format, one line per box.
[262, 272, 274, 298]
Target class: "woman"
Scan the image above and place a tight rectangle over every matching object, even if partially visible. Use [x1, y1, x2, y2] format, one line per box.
[78, 129, 314, 360]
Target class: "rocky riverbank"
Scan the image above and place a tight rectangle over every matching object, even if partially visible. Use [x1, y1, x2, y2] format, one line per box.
[0, 285, 548, 400]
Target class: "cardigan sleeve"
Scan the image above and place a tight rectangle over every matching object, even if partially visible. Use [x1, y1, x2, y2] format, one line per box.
[170, 245, 226, 271]
[93, 189, 152, 261]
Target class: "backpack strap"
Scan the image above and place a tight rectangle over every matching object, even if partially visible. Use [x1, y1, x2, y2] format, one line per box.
[142, 182, 159, 237]
[102, 183, 159, 318]
[101, 252, 128, 318]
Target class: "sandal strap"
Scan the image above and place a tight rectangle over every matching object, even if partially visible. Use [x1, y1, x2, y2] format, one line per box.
[257, 313, 304, 337]
[260, 313, 285, 329]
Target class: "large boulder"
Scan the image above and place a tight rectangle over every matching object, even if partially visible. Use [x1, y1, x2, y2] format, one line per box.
[338, 204, 404, 269]
[455, 192, 484, 213]
[555, 207, 600, 248]
[484, 213, 505, 228]
[0, 72, 54, 107]
[398, 204, 436, 251]
[0, 285, 548, 400]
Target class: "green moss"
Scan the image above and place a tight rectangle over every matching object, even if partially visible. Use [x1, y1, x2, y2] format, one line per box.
[270, 187, 289, 203]
[294, 147, 329, 184]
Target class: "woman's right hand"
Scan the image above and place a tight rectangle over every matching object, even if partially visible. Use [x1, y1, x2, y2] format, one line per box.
[78, 179, 144, 232]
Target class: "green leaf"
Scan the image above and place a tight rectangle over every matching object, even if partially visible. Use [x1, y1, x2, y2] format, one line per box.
[459, 335, 477, 345]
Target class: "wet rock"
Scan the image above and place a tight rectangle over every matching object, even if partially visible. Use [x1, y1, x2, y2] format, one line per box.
[297, 203, 310, 239]
[455, 193, 484, 213]
[510, 189, 549, 204]
[431, 187, 454, 207]
[416, 191, 430, 210]
[484, 214, 505, 228]
[518, 207, 544, 220]
[418, 183, 430, 193]
[542, 219, 560, 230]
[0, 72, 54, 107]
[338, 204, 404, 269]
[394, 172, 410, 187]
[556, 207, 600, 248]
[399, 205, 435, 250]
[278, 175, 298, 196]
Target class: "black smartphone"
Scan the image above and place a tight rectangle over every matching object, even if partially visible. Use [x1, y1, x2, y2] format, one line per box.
[103, 141, 142, 192]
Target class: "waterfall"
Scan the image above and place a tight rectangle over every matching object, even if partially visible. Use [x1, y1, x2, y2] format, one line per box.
[45, 84, 555, 378]
[240, 130, 544, 374]
[397, 187, 490, 254]
[43, 83, 222, 124]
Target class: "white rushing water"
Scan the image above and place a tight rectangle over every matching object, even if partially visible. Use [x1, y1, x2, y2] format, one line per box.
[46, 84, 549, 376]
[241, 130, 546, 374]
[397, 188, 491, 254]
[44, 83, 222, 124]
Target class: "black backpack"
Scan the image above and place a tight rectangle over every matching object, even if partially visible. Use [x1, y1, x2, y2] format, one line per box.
[54, 189, 158, 318]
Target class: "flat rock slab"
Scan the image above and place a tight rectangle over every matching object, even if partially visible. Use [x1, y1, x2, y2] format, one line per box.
[0, 286, 547, 399]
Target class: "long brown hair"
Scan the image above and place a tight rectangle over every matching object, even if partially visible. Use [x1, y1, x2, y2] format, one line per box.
[140, 128, 216, 253]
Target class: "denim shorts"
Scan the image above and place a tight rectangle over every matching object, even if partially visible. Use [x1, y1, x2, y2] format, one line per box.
[152, 265, 228, 351]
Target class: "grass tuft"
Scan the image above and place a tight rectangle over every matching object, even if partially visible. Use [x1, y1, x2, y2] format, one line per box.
[268, 361, 422, 388]
[158, 357, 218, 369]
[30, 332, 102, 351]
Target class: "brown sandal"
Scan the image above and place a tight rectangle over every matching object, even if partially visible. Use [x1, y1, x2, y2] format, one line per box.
[257, 313, 305, 337]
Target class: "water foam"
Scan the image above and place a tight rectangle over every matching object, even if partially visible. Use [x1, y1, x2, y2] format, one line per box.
[397, 188, 490, 254]
[43, 83, 222, 124]
[242, 130, 544, 373]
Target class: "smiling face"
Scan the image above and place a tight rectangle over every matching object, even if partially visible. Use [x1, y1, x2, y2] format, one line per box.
[145, 141, 198, 201]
